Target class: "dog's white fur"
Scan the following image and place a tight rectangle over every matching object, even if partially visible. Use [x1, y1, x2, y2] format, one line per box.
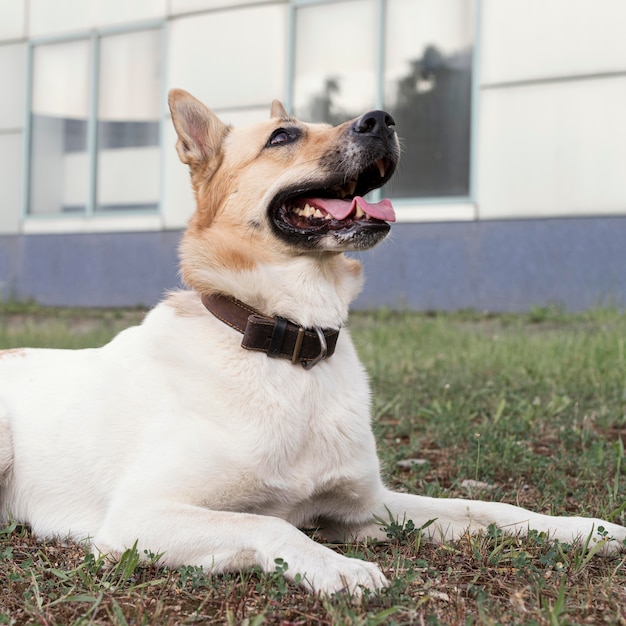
[0, 90, 624, 595]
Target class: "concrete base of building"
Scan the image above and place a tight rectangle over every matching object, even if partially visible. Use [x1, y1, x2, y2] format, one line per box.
[1, 216, 625, 311]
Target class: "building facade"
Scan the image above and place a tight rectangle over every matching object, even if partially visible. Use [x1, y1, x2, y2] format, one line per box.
[0, 0, 625, 310]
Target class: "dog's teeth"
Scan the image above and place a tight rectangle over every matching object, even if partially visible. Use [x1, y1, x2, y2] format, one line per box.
[292, 203, 325, 219]
[375, 159, 386, 178]
[354, 204, 365, 219]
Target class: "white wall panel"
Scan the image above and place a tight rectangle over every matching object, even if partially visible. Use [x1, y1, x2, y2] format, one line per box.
[170, 0, 274, 13]
[0, 133, 23, 234]
[477, 77, 626, 219]
[0, 0, 25, 40]
[29, 0, 90, 37]
[96, 0, 166, 29]
[29, 0, 166, 37]
[0, 43, 26, 130]
[481, 0, 626, 85]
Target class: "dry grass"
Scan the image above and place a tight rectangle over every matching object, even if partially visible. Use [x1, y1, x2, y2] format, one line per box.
[2, 304, 626, 625]
[2, 520, 626, 625]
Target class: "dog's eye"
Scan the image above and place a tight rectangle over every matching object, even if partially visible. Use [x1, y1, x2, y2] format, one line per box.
[267, 128, 299, 147]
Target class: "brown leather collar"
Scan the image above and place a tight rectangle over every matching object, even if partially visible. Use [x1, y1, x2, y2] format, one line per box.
[200, 293, 340, 369]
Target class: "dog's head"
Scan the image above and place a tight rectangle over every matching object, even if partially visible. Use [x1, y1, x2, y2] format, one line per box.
[169, 89, 399, 311]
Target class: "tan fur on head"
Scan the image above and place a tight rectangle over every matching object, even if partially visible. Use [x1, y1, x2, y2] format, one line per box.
[169, 89, 230, 168]
[169, 90, 231, 228]
[167, 90, 379, 324]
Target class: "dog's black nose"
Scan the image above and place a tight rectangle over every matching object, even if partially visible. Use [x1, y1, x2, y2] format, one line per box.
[352, 110, 396, 138]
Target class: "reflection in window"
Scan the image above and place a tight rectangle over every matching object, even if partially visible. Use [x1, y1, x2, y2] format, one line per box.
[293, 0, 377, 123]
[29, 40, 91, 214]
[385, 0, 474, 198]
[28, 29, 162, 216]
[292, 0, 474, 199]
[97, 30, 161, 212]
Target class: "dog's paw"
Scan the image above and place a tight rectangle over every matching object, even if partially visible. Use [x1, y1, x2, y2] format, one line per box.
[290, 551, 388, 597]
[547, 517, 626, 555]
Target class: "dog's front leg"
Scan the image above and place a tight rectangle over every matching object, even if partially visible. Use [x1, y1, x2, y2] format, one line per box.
[354, 489, 626, 551]
[94, 502, 387, 595]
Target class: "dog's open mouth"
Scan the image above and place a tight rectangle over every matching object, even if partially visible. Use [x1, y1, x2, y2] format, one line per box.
[270, 157, 396, 248]
[280, 194, 395, 230]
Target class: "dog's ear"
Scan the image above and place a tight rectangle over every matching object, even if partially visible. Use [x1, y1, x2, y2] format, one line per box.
[168, 89, 229, 168]
[270, 100, 289, 119]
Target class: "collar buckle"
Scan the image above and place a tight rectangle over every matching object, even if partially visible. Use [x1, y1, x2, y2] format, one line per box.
[301, 326, 327, 370]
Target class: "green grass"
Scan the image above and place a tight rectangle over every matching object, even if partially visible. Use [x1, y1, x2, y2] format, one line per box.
[1, 304, 626, 624]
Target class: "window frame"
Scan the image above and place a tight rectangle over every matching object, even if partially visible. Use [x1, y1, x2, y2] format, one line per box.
[22, 20, 166, 223]
[287, 0, 481, 222]
[20, 2, 482, 228]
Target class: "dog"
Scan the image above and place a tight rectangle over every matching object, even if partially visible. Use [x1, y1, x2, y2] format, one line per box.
[0, 89, 624, 595]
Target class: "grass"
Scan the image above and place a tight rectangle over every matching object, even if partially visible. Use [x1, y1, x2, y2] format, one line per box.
[1, 302, 626, 624]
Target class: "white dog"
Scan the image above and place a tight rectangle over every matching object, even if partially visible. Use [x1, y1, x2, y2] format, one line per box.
[0, 90, 623, 595]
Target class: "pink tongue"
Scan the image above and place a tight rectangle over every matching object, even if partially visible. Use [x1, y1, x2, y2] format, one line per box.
[310, 196, 396, 223]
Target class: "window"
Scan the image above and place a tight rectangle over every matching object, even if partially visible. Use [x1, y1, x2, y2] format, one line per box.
[28, 28, 162, 216]
[96, 30, 161, 212]
[293, 0, 378, 123]
[292, 0, 475, 199]
[168, 5, 286, 112]
[29, 39, 91, 214]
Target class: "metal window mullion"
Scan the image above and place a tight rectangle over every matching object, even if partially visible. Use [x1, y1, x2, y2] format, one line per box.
[375, 0, 386, 110]
[157, 23, 168, 217]
[86, 32, 100, 216]
[285, 2, 297, 113]
[372, 0, 386, 202]
[468, 0, 481, 213]
[21, 42, 35, 220]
